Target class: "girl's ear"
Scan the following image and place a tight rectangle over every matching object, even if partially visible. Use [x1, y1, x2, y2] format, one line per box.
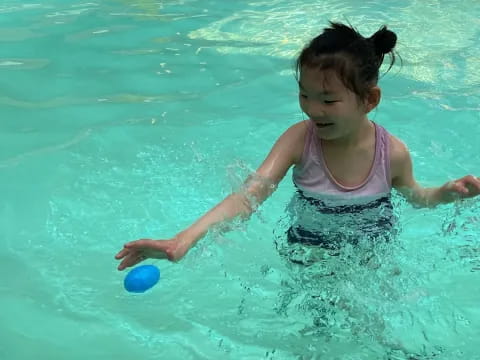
[364, 86, 381, 113]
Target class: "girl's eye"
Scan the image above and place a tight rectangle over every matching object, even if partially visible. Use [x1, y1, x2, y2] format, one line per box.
[324, 100, 338, 104]
[300, 94, 308, 99]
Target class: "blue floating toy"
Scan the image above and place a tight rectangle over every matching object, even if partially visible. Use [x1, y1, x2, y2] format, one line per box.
[124, 264, 160, 293]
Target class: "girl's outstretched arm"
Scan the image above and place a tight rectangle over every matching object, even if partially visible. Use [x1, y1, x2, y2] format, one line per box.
[115, 121, 307, 270]
[390, 136, 480, 207]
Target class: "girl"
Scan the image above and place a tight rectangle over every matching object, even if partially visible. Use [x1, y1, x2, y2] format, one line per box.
[115, 22, 480, 270]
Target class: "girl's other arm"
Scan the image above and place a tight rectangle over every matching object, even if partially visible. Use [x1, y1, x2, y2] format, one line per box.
[390, 136, 480, 208]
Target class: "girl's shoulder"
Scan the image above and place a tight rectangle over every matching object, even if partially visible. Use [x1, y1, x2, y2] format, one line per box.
[388, 133, 411, 180]
[281, 120, 310, 165]
[254, 120, 309, 185]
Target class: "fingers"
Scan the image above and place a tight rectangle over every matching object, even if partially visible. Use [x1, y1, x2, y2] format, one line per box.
[453, 182, 469, 194]
[116, 239, 159, 270]
[467, 176, 480, 191]
[114, 248, 130, 260]
[456, 175, 480, 195]
[114, 240, 148, 260]
[117, 252, 146, 271]
[446, 175, 480, 201]
[118, 258, 135, 271]
[115, 238, 176, 270]
[124, 238, 155, 249]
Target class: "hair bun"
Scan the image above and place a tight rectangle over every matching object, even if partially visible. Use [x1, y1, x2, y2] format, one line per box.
[370, 26, 397, 55]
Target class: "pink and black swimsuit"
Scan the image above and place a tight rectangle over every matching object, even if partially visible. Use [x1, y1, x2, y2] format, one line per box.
[287, 119, 395, 249]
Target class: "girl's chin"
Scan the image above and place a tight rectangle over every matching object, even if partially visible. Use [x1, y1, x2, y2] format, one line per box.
[314, 125, 337, 139]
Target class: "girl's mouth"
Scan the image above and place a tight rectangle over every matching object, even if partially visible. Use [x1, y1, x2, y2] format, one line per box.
[316, 123, 333, 128]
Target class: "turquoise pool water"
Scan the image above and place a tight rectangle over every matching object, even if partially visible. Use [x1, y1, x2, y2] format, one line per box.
[1, 0, 479, 359]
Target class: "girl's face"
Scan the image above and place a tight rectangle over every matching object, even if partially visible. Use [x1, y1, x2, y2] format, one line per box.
[298, 66, 373, 141]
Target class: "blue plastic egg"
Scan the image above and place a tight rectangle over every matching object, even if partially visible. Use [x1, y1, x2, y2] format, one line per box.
[124, 264, 160, 293]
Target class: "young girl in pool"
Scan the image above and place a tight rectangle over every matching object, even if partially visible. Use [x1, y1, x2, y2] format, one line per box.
[115, 22, 480, 270]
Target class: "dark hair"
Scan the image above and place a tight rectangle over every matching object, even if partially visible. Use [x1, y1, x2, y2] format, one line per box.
[295, 22, 397, 99]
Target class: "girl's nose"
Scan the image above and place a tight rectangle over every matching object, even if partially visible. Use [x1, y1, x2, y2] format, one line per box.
[303, 101, 325, 118]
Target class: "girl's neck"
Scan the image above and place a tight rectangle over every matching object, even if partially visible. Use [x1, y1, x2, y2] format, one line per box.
[321, 118, 373, 149]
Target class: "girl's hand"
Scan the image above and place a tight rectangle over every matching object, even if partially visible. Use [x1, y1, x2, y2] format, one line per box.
[115, 236, 191, 270]
[440, 175, 480, 202]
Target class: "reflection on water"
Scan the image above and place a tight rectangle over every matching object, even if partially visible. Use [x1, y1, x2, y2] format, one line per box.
[188, 0, 480, 88]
